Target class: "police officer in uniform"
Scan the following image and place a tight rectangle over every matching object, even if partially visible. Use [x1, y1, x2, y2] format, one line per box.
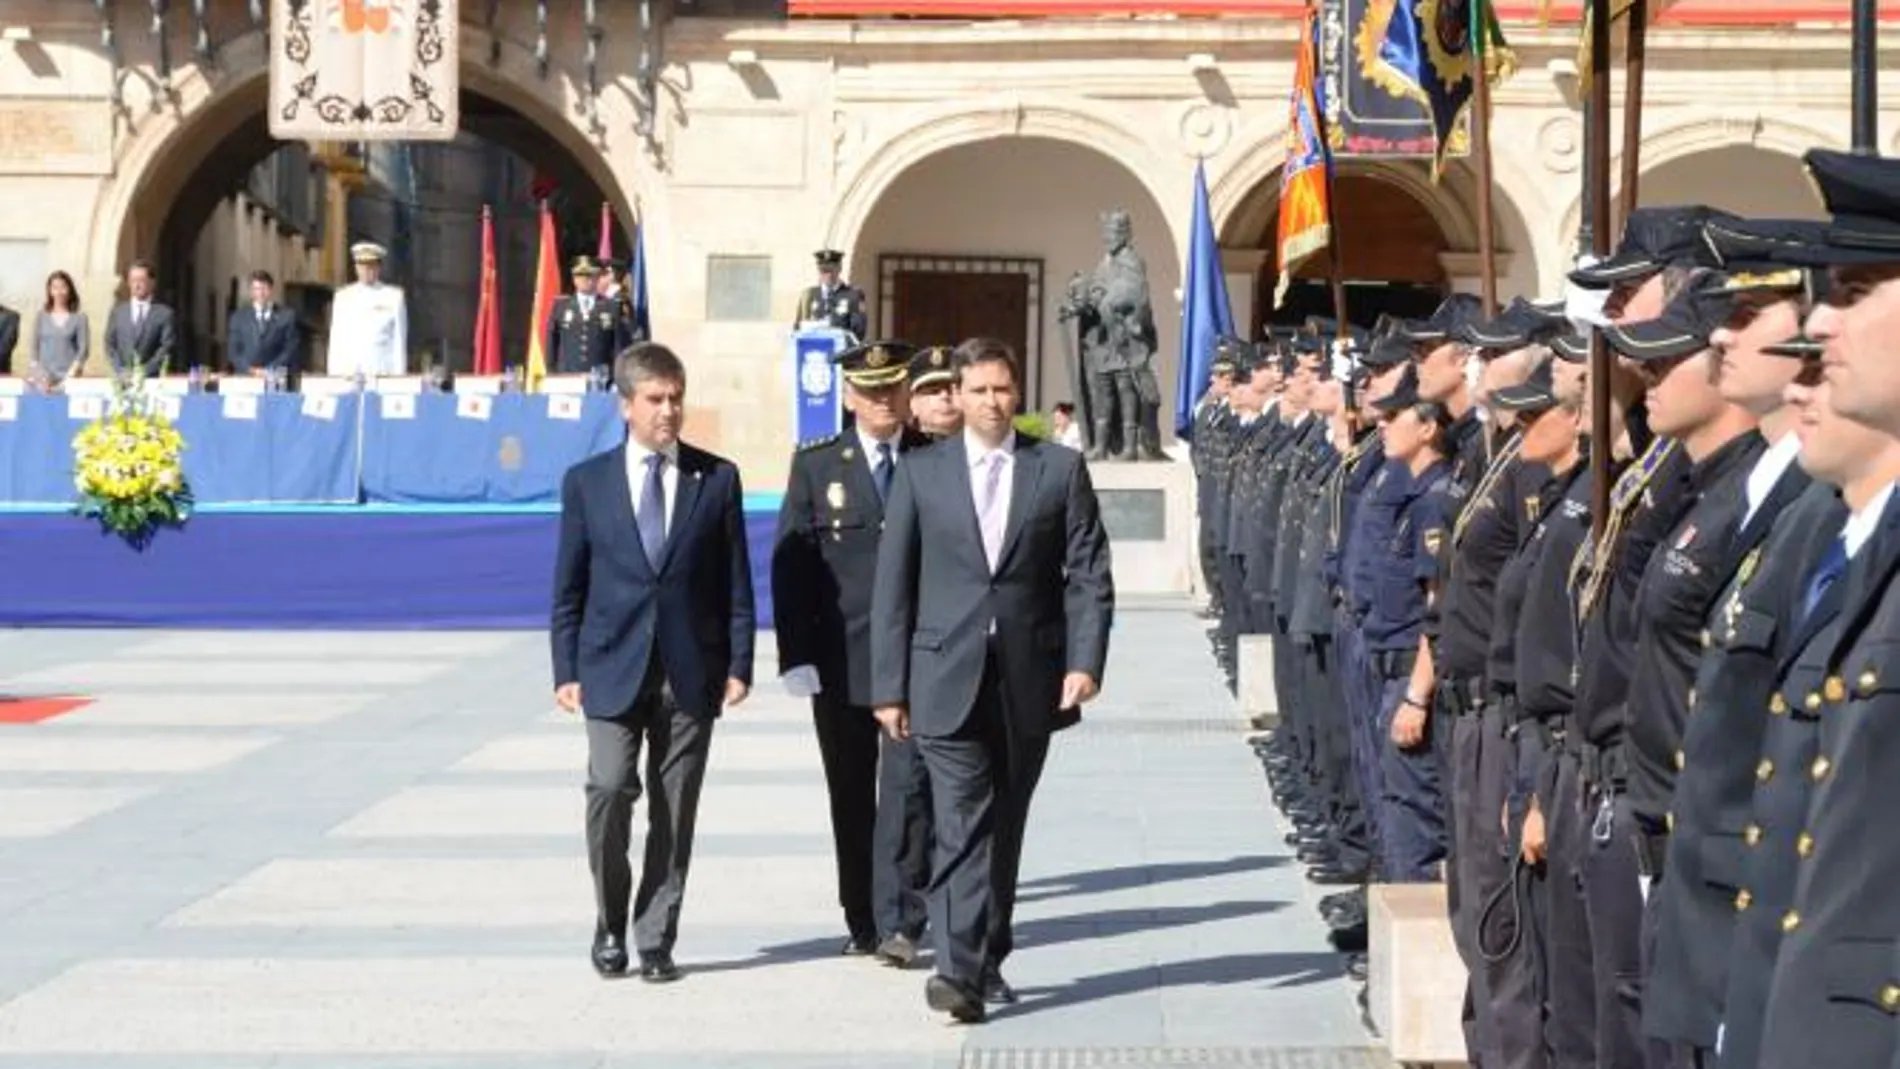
[906, 345, 962, 439]
[795, 250, 869, 340]
[1600, 277, 1769, 1069]
[1360, 365, 1458, 885]
[327, 241, 408, 378]
[1219, 349, 1284, 690]
[1561, 205, 1724, 1069]
[1642, 225, 1830, 1068]
[1493, 345, 1598, 1069]
[771, 339, 931, 959]
[1192, 341, 1244, 620]
[1753, 149, 1900, 1069]
[547, 257, 632, 376]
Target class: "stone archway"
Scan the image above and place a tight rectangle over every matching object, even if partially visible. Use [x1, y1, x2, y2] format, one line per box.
[849, 132, 1182, 421]
[89, 25, 655, 286]
[1554, 114, 1841, 250]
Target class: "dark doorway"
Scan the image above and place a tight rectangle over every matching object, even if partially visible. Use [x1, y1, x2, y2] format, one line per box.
[878, 254, 1044, 406]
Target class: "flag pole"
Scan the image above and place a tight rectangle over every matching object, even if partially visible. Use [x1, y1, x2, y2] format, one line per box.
[1470, 0, 1499, 317]
[1587, 0, 1614, 537]
[1615, 0, 1648, 233]
[1852, 0, 1877, 153]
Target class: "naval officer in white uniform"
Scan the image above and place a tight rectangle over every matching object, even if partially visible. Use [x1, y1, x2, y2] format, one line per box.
[327, 241, 409, 378]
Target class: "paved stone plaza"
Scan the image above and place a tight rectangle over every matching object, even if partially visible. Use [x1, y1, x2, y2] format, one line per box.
[0, 609, 1381, 1068]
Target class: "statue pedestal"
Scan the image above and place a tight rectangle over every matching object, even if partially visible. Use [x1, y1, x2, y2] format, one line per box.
[1086, 457, 1196, 597]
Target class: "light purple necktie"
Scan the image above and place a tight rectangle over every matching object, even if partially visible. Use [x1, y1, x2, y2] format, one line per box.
[978, 452, 1006, 572]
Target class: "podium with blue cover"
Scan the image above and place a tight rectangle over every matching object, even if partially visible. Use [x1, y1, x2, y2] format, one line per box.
[0, 388, 783, 629]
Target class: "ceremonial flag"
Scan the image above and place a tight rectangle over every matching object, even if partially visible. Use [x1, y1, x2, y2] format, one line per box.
[1381, 0, 1514, 178]
[597, 202, 614, 263]
[472, 204, 502, 375]
[1176, 161, 1235, 439]
[523, 200, 560, 393]
[1276, 2, 1333, 309]
[630, 220, 652, 341]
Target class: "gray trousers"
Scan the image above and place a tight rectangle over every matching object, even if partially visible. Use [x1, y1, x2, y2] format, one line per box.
[584, 696, 715, 957]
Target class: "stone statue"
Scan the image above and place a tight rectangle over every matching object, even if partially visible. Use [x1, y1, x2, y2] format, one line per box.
[1057, 210, 1165, 461]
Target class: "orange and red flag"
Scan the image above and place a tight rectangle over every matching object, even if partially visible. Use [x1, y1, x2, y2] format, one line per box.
[1274, 2, 1333, 308]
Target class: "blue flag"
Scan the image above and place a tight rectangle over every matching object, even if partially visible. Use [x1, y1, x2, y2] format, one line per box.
[631, 222, 653, 340]
[1176, 161, 1235, 439]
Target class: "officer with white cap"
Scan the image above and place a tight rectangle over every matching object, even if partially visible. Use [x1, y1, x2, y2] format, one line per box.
[327, 241, 409, 378]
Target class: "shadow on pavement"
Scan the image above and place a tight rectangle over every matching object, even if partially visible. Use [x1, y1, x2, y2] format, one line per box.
[991, 950, 1343, 1019]
[1017, 855, 1291, 904]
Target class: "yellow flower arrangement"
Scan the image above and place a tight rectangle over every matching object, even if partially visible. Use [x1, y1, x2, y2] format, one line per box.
[72, 377, 192, 546]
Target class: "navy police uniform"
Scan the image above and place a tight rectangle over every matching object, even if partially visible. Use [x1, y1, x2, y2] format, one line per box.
[771, 339, 931, 955]
[795, 249, 869, 340]
[546, 257, 633, 375]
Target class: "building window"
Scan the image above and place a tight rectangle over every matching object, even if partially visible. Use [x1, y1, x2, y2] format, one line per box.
[706, 255, 774, 322]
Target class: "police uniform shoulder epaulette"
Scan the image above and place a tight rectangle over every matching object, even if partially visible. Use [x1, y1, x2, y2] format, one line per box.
[796, 432, 843, 453]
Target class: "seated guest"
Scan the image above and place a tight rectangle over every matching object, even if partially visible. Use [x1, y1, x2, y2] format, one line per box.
[227, 270, 300, 383]
[32, 271, 88, 391]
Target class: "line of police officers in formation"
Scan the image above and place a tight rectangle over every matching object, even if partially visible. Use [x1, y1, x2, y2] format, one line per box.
[1193, 145, 1900, 1069]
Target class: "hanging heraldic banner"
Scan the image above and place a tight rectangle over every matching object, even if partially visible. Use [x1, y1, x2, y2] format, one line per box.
[269, 0, 460, 142]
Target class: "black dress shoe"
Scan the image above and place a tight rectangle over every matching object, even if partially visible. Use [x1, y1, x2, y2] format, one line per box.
[591, 930, 629, 978]
[1307, 864, 1368, 886]
[1328, 921, 1369, 953]
[1344, 952, 1368, 982]
[875, 933, 919, 968]
[1326, 904, 1368, 931]
[1320, 888, 1365, 913]
[638, 952, 682, 984]
[981, 970, 1018, 1005]
[925, 975, 985, 1023]
[841, 934, 879, 957]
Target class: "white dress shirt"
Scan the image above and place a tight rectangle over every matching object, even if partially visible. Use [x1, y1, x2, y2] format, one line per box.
[966, 428, 1017, 573]
[625, 438, 681, 538]
[857, 426, 901, 480]
[1845, 480, 1896, 560]
[1741, 431, 1802, 531]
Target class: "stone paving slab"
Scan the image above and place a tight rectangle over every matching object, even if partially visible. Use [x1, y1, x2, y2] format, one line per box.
[0, 611, 1376, 1066]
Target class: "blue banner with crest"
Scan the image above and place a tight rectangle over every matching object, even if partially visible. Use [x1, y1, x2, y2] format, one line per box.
[790, 328, 848, 445]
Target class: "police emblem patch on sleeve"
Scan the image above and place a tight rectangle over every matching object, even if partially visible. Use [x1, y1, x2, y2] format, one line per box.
[1423, 528, 1445, 556]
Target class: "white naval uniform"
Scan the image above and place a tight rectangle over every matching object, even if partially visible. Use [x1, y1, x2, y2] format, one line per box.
[327, 281, 408, 377]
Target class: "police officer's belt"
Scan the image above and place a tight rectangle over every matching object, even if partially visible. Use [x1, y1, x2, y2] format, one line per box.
[1373, 648, 1418, 679]
[1437, 676, 1487, 718]
[1581, 742, 1628, 790]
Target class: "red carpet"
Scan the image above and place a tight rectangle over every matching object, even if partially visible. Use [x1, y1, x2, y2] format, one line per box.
[0, 696, 93, 724]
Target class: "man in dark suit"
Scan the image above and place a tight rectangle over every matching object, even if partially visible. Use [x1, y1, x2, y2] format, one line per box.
[0, 301, 18, 370]
[870, 337, 1115, 1023]
[550, 342, 756, 984]
[793, 249, 868, 341]
[548, 256, 632, 376]
[226, 270, 300, 381]
[772, 339, 932, 964]
[103, 259, 177, 377]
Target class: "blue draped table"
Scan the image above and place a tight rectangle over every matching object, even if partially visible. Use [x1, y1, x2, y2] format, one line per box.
[0, 391, 626, 506]
[0, 502, 784, 630]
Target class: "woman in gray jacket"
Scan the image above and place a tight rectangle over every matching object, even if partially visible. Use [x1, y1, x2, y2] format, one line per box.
[33, 270, 88, 390]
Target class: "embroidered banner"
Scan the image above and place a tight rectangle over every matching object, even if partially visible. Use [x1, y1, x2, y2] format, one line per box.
[269, 0, 459, 142]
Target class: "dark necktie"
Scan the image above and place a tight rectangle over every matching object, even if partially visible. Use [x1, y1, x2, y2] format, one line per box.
[1802, 536, 1848, 622]
[873, 442, 894, 503]
[638, 453, 667, 565]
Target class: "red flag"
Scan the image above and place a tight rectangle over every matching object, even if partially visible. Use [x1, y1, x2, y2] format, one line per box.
[472, 205, 503, 375]
[524, 201, 561, 392]
[597, 202, 614, 263]
[1275, 2, 1333, 308]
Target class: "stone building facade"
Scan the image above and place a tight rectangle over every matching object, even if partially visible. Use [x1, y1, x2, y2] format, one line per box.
[0, 0, 1885, 482]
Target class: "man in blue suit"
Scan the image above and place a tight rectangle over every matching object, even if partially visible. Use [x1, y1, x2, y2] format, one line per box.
[226, 270, 301, 381]
[551, 342, 756, 984]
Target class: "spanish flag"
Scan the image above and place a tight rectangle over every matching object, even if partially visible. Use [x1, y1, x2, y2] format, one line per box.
[523, 200, 560, 393]
[1274, 2, 1333, 309]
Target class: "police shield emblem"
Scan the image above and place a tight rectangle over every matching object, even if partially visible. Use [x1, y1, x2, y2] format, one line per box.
[799, 351, 834, 398]
[1423, 528, 1445, 556]
[826, 482, 846, 509]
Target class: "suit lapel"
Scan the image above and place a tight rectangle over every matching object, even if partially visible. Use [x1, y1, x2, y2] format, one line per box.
[602, 446, 656, 577]
[659, 446, 707, 572]
[996, 433, 1044, 572]
[941, 435, 990, 572]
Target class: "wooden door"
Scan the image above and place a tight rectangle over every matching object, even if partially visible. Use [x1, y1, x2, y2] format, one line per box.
[890, 269, 1030, 370]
